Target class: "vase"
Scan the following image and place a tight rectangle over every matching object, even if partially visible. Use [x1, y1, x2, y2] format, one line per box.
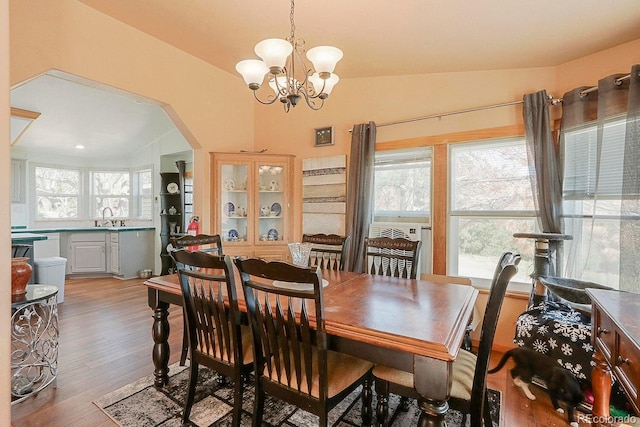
[11, 257, 32, 296]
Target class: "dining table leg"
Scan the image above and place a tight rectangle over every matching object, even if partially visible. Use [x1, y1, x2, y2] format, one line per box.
[414, 356, 450, 427]
[416, 399, 448, 427]
[148, 288, 171, 387]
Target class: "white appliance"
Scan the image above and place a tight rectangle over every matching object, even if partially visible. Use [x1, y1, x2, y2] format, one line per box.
[368, 222, 432, 277]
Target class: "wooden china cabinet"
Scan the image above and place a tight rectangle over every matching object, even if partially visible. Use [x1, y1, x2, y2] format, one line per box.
[211, 152, 294, 261]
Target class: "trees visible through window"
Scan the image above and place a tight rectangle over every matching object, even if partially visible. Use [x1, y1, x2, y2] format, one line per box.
[33, 164, 153, 222]
[35, 166, 80, 219]
[92, 171, 130, 218]
[449, 138, 537, 284]
[135, 168, 153, 220]
[373, 147, 431, 222]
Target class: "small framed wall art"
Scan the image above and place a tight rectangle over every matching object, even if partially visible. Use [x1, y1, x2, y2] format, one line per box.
[314, 126, 334, 147]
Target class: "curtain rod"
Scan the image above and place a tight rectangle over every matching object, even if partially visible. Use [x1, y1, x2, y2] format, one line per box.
[579, 73, 631, 96]
[349, 71, 636, 132]
[348, 99, 526, 132]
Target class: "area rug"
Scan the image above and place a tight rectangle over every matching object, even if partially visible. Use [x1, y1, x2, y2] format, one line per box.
[94, 362, 501, 427]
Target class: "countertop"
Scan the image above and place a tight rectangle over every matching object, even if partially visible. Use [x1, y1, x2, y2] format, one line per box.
[11, 226, 156, 234]
[11, 233, 49, 243]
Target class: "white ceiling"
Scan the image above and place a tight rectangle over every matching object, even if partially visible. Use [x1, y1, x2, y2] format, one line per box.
[10, 73, 175, 160]
[10, 1, 640, 159]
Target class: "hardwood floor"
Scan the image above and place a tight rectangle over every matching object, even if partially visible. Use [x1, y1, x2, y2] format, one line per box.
[11, 276, 594, 427]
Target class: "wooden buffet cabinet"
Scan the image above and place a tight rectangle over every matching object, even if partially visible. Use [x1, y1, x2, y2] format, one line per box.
[211, 152, 294, 261]
[588, 288, 640, 423]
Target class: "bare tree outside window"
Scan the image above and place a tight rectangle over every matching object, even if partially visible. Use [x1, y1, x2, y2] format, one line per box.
[35, 166, 80, 219]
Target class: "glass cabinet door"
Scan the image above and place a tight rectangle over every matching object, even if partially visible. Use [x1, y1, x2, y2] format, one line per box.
[256, 163, 285, 243]
[220, 163, 248, 243]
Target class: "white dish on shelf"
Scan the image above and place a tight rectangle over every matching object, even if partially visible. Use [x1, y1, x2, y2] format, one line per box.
[223, 178, 235, 191]
[272, 278, 329, 291]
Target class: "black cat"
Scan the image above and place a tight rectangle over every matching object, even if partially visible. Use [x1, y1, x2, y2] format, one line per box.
[488, 347, 583, 427]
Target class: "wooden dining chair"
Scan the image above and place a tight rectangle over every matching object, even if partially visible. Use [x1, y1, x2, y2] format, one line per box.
[302, 233, 350, 271]
[171, 234, 224, 364]
[170, 233, 223, 254]
[373, 252, 521, 427]
[234, 257, 374, 427]
[171, 249, 253, 427]
[364, 237, 422, 279]
[420, 273, 471, 286]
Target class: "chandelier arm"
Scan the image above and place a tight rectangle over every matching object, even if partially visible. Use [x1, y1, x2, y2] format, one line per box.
[253, 90, 279, 105]
[299, 89, 324, 110]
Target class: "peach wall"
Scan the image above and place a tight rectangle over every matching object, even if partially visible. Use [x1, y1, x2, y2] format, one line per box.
[9, 0, 256, 230]
[255, 67, 559, 239]
[1, 0, 10, 422]
[555, 38, 640, 96]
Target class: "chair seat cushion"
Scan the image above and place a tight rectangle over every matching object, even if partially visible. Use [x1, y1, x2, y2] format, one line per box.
[264, 349, 373, 399]
[202, 325, 254, 365]
[372, 349, 476, 401]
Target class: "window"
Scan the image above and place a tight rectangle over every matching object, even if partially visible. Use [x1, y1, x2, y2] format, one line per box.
[35, 166, 80, 219]
[32, 164, 154, 223]
[449, 138, 537, 285]
[561, 117, 627, 287]
[134, 168, 153, 220]
[373, 147, 431, 222]
[91, 171, 130, 218]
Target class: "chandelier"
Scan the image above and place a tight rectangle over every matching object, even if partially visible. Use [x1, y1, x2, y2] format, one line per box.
[235, 0, 343, 112]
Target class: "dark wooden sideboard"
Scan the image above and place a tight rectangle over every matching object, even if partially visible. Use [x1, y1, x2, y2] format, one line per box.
[588, 289, 640, 423]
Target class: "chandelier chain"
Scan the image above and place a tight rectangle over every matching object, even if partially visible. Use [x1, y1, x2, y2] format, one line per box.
[288, 0, 296, 43]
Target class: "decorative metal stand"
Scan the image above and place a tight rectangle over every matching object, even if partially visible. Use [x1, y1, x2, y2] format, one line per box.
[11, 285, 59, 404]
[513, 232, 572, 302]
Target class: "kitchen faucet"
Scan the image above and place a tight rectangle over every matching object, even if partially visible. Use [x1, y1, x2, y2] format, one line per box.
[102, 207, 114, 226]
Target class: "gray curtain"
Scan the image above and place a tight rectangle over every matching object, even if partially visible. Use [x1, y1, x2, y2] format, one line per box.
[561, 65, 640, 293]
[620, 65, 640, 293]
[345, 122, 376, 272]
[523, 90, 563, 275]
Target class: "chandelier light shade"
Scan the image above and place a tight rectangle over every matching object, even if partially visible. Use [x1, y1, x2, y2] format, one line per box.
[235, 0, 343, 112]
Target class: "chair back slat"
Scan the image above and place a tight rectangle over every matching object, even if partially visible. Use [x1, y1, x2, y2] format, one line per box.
[235, 257, 327, 399]
[302, 234, 350, 271]
[364, 237, 422, 279]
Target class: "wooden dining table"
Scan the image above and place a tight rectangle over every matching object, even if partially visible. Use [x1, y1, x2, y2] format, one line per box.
[144, 268, 478, 427]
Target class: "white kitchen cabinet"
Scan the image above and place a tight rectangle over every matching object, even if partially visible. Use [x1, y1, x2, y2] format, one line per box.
[109, 230, 154, 279]
[11, 159, 26, 203]
[109, 233, 120, 274]
[69, 233, 107, 274]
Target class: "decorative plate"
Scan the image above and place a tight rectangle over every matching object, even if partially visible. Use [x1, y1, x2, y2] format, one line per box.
[228, 229, 239, 239]
[223, 178, 235, 191]
[224, 202, 235, 216]
[270, 202, 282, 216]
[166, 182, 179, 194]
[267, 228, 279, 240]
